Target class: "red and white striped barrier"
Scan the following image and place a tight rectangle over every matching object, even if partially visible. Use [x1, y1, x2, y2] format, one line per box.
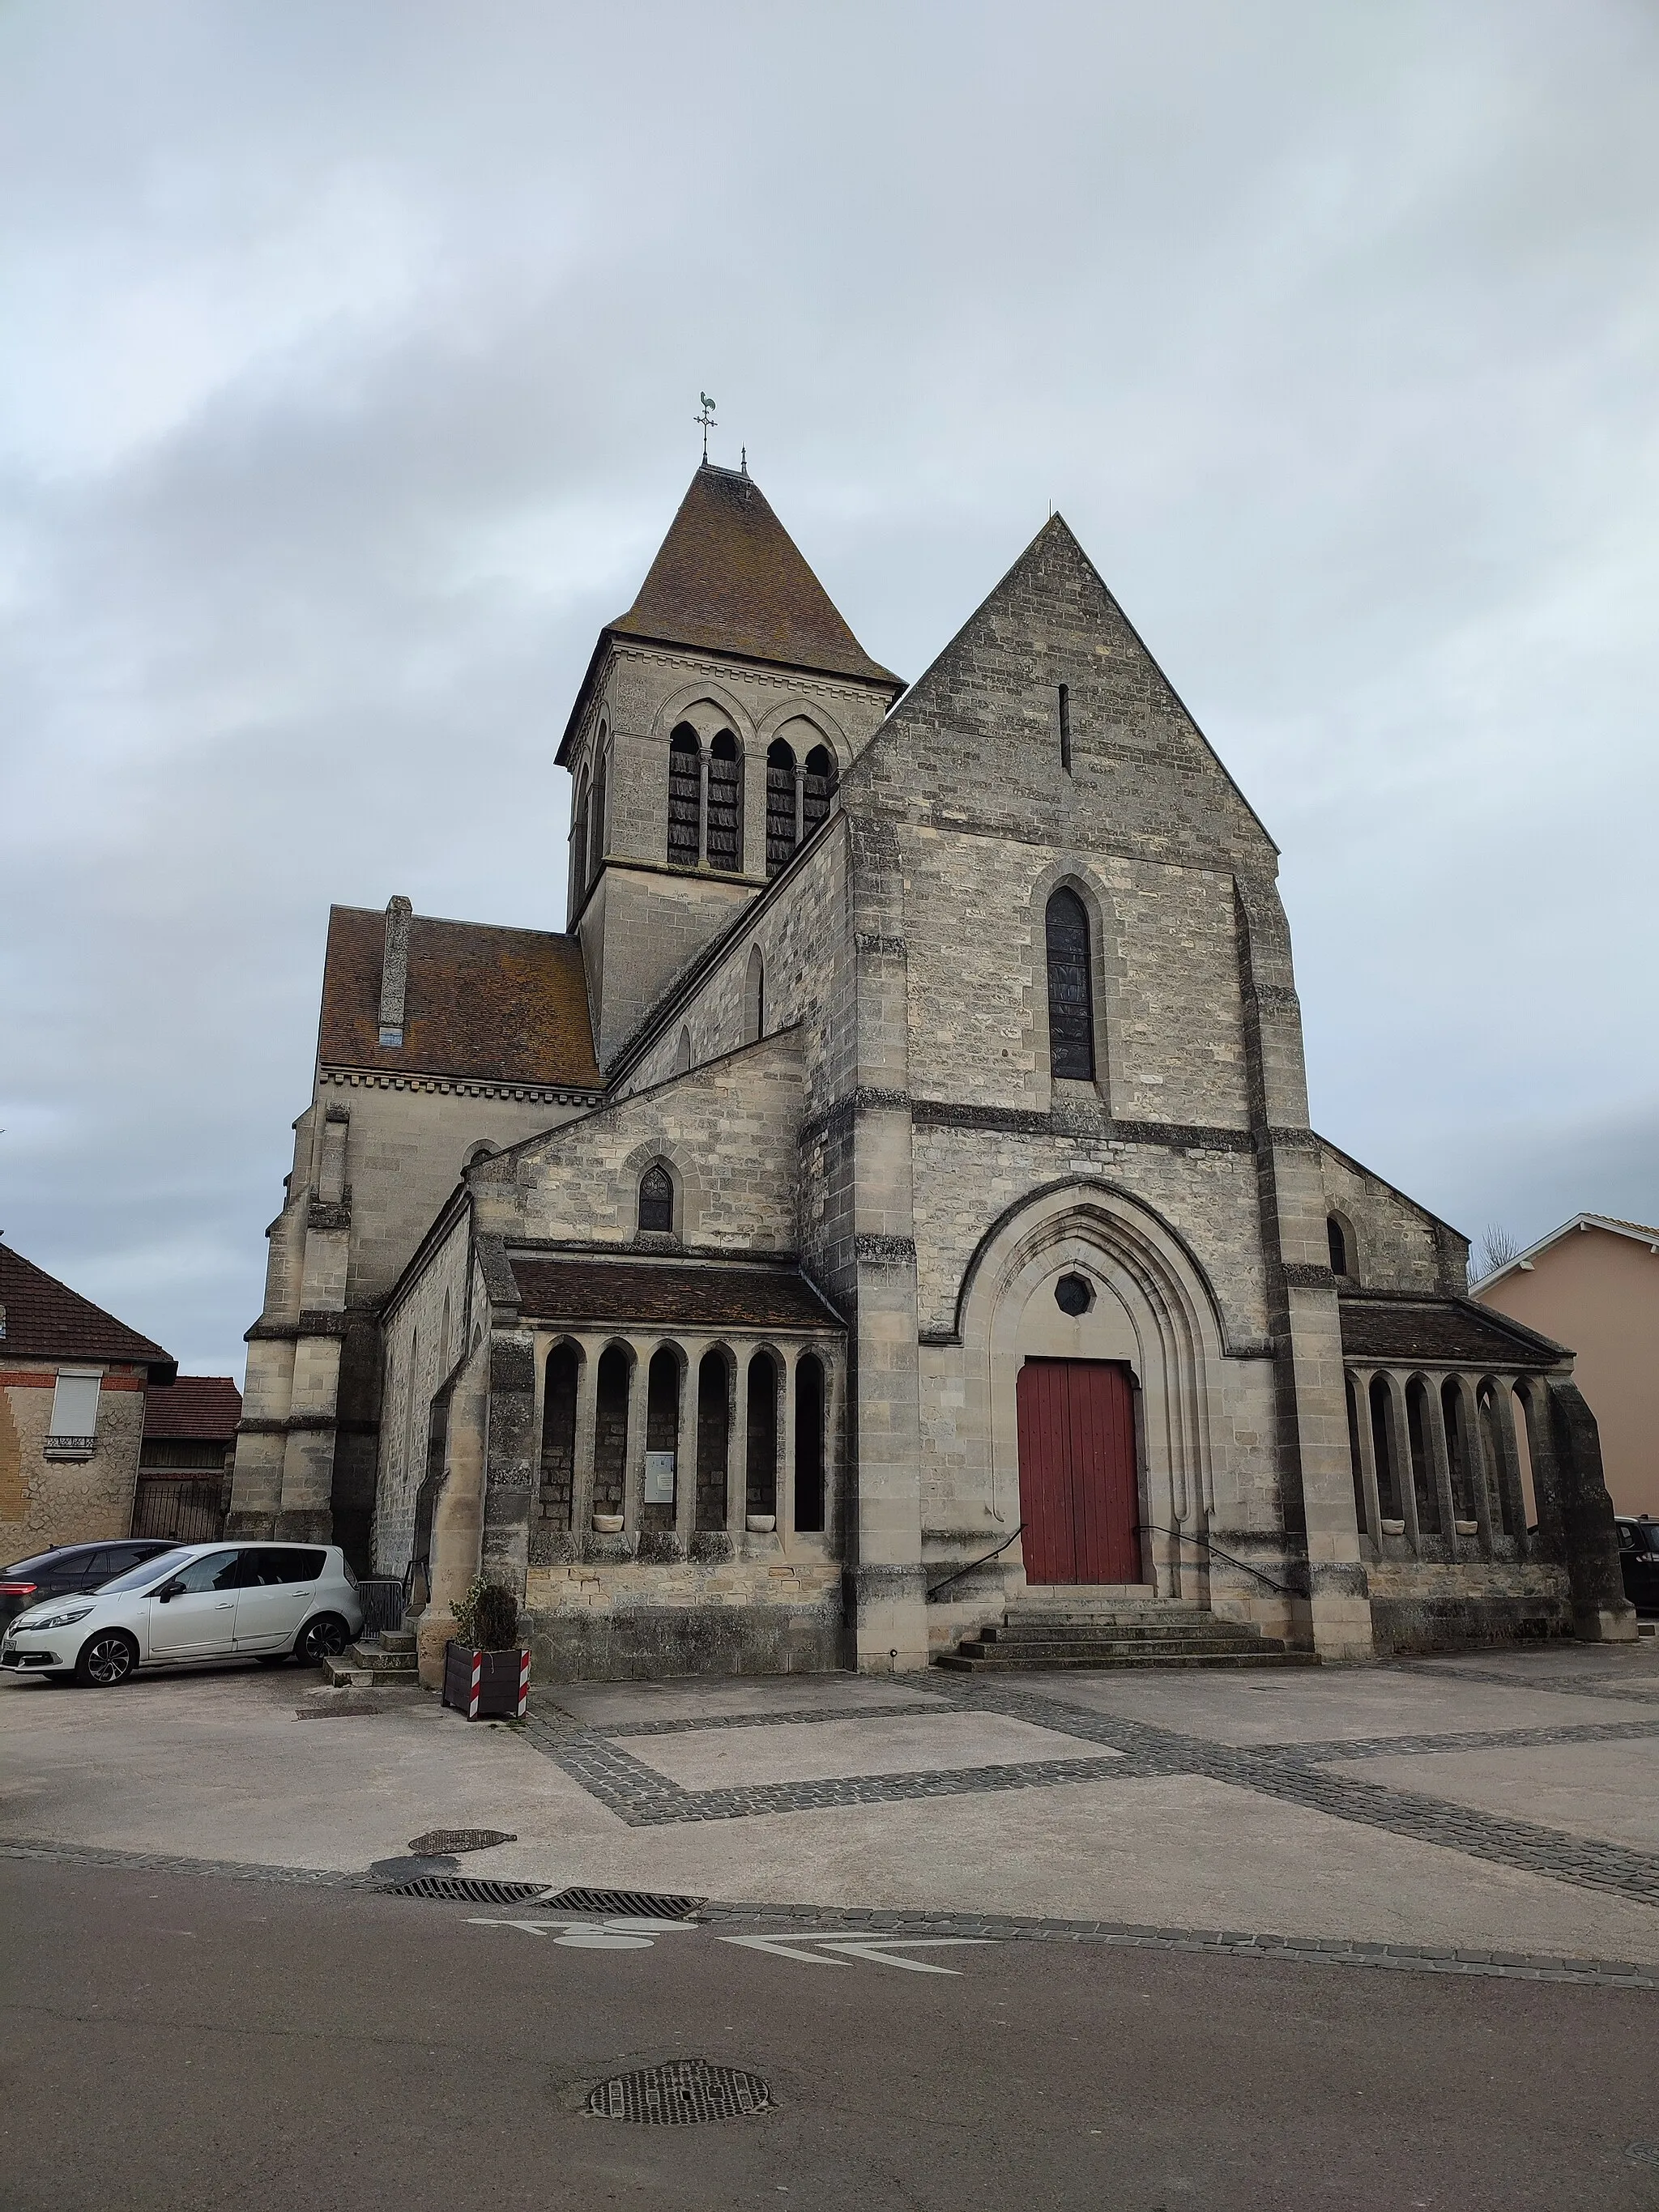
[517, 1648, 531, 1717]
[467, 1652, 483, 1719]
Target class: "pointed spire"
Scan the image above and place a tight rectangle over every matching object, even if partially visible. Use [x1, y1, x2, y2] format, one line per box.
[606, 464, 901, 688]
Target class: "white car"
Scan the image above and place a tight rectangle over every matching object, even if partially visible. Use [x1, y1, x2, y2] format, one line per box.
[0, 1541, 365, 1686]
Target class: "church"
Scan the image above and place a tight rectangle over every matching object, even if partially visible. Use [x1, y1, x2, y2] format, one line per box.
[225, 458, 1634, 1682]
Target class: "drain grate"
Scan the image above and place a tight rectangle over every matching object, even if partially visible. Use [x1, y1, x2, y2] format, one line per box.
[541, 1886, 704, 1920]
[384, 1874, 551, 1904]
[586, 2061, 772, 2125]
[406, 1828, 517, 1856]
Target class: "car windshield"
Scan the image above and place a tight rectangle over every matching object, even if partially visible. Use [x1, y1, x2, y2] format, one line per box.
[96, 1547, 194, 1593]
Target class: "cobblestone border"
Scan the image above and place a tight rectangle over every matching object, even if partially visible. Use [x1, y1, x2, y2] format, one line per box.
[4, 1836, 1655, 1993]
[1404, 1660, 1659, 1706]
[522, 1675, 1659, 1908]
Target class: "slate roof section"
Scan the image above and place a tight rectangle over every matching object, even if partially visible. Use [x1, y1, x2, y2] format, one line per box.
[510, 1255, 843, 1333]
[318, 907, 602, 1089]
[143, 1375, 242, 1440]
[1337, 1294, 1570, 1370]
[0, 1242, 177, 1380]
[611, 463, 902, 687]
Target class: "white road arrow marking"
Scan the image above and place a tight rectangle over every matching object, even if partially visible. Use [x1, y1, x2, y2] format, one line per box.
[466, 1916, 696, 1949]
[719, 1933, 993, 1975]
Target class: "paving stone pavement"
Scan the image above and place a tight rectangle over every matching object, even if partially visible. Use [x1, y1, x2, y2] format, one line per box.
[520, 1670, 1659, 1908]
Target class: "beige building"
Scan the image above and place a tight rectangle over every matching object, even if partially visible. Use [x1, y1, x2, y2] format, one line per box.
[0, 1239, 177, 1562]
[228, 460, 1635, 1676]
[1476, 1215, 1659, 1520]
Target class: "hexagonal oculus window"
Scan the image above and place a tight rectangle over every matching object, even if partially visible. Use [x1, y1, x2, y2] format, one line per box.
[1054, 1272, 1094, 1317]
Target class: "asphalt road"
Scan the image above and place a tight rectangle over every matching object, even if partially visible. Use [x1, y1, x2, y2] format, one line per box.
[3, 1857, 1657, 2212]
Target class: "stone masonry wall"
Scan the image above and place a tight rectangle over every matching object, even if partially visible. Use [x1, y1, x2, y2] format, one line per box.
[0, 1362, 149, 1560]
[373, 1210, 476, 1575]
[1317, 1139, 1465, 1294]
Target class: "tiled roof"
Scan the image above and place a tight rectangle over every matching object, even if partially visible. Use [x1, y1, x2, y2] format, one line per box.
[1472, 1212, 1659, 1289]
[610, 464, 901, 688]
[510, 1255, 842, 1333]
[143, 1375, 242, 1440]
[0, 1242, 176, 1378]
[1337, 1294, 1568, 1370]
[318, 907, 602, 1089]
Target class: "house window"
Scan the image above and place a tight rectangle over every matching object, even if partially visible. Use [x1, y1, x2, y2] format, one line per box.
[638, 1162, 675, 1235]
[47, 1370, 101, 1448]
[667, 725, 701, 867]
[766, 739, 798, 876]
[706, 731, 741, 871]
[1045, 887, 1095, 1080]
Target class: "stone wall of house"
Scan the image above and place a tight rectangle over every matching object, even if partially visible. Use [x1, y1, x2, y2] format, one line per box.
[0, 1362, 149, 1560]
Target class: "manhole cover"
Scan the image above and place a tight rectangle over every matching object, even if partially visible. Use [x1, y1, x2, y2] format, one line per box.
[586, 2061, 772, 2125]
[384, 1874, 552, 1905]
[407, 1828, 517, 1855]
[543, 1886, 704, 1920]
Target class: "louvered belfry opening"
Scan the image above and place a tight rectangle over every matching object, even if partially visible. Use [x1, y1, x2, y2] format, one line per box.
[766, 739, 798, 877]
[706, 731, 741, 871]
[801, 744, 836, 840]
[1045, 886, 1095, 1080]
[667, 726, 701, 865]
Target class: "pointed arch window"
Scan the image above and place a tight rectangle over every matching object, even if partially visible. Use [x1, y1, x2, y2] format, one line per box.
[638, 1161, 674, 1235]
[572, 771, 591, 906]
[1045, 887, 1095, 1081]
[802, 744, 837, 839]
[667, 725, 701, 866]
[589, 739, 609, 883]
[707, 731, 741, 872]
[766, 739, 798, 876]
[744, 945, 765, 1043]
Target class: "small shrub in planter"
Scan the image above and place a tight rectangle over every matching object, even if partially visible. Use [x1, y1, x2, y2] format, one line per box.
[442, 1575, 530, 1720]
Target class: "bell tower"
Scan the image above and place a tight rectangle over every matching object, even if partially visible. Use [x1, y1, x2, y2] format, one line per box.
[557, 461, 903, 1066]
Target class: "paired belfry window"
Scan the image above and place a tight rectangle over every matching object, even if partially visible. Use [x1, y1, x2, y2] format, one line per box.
[1045, 887, 1095, 1081]
[667, 724, 743, 872]
[766, 740, 837, 878]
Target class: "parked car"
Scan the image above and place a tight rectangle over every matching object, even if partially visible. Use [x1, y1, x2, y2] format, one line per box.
[0, 1540, 179, 1628]
[0, 1541, 363, 1686]
[1614, 1516, 1659, 1617]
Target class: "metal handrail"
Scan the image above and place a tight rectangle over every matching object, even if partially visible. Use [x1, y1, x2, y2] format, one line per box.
[1137, 1523, 1306, 1601]
[926, 1523, 1025, 1601]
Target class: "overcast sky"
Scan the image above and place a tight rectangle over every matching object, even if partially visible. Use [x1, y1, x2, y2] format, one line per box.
[3, 1, 1657, 1379]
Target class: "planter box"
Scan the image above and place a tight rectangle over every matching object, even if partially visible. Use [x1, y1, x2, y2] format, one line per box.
[443, 1643, 530, 1720]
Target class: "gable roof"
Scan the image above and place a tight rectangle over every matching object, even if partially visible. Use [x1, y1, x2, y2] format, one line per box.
[1473, 1213, 1659, 1293]
[318, 907, 603, 1090]
[558, 463, 901, 762]
[510, 1255, 842, 1332]
[846, 513, 1277, 859]
[0, 1241, 176, 1380]
[143, 1375, 242, 1440]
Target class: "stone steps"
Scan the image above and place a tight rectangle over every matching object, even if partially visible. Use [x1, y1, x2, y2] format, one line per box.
[936, 1595, 1316, 1673]
[323, 1626, 418, 1688]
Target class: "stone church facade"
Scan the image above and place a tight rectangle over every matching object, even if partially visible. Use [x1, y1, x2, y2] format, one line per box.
[228, 461, 1634, 1681]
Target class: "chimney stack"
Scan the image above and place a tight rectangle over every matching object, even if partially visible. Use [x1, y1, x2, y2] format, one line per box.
[378, 895, 412, 1047]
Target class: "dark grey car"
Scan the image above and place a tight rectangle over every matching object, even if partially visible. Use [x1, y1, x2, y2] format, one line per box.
[0, 1541, 178, 1627]
[1614, 1517, 1659, 1617]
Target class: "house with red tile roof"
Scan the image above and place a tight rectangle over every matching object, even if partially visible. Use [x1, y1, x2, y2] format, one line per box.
[134, 1376, 243, 1545]
[0, 1238, 176, 1561]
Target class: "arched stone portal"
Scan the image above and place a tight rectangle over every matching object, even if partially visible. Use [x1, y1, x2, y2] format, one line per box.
[954, 1183, 1232, 1606]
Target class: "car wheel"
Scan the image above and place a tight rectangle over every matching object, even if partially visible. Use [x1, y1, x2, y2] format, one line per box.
[75, 1630, 139, 1687]
[295, 1613, 351, 1665]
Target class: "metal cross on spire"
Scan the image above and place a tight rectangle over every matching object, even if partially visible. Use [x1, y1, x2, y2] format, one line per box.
[695, 392, 717, 462]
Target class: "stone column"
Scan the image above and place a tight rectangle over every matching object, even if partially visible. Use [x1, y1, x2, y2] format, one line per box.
[571, 1336, 599, 1539]
[416, 1334, 488, 1688]
[778, 1347, 798, 1543]
[480, 1328, 536, 1597]
[1422, 1379, 1461, 1558]
[1347, 1369, 1383, 1548]
[727, 1340, 752, 1539]
[1452, 1373, 1496, 1552]
[1383, 1371, 1422, 1553]
[1545, 1379, 1638, 1643]
[1485, 1376, 1529, 1555]
[674, 1337, 700, 1554]
[623, 1341, 650, 1545]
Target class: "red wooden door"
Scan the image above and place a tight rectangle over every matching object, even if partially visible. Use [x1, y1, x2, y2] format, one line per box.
[1016, 1359, 1141, 1584]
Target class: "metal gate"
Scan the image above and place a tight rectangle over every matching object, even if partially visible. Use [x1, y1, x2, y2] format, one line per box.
[131, 1477, 225, 1545]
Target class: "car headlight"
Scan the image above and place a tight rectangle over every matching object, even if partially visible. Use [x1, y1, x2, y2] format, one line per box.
[19, 1605, 96, 1631]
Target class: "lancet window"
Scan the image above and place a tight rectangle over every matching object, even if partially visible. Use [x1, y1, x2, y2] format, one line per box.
[1045, 886, 1095, 1081]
